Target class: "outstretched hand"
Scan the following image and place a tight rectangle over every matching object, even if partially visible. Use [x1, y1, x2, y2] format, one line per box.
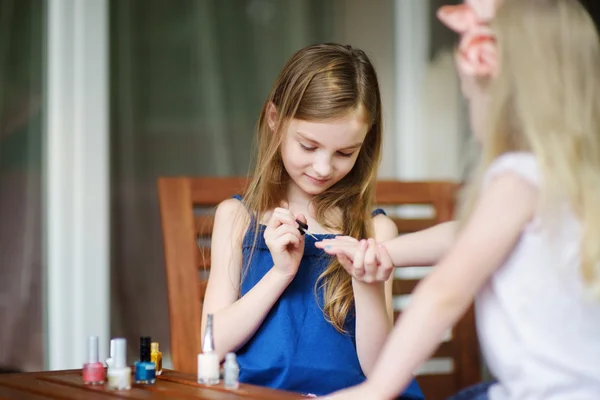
[315, 237, 394, 283]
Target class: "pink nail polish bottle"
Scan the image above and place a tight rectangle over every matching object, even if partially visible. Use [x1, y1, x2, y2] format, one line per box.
[83, 336, 105, 385]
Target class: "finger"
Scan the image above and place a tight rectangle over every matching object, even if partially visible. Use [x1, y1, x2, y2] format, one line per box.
[352, 239, 367, 279]
[375, 244, 395, 281]
[265, 210, 283, 233]
[272, 232, 300, 250]
[273, 208, 297, 226]
[285, 232, 300, 247]
[315, 239, 337, 248]
[330, 236, 359, 243]
[318, 244, 359, 260]
[274, 223, 303, 242]
[314, 236, 358, 248]
[336, 252, 354, 274]
[295, 213, 308, 226]
[363, 239, 378, 281]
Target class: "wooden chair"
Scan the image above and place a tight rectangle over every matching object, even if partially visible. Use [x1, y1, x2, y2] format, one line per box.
[375, 180, 481, 399]
[157, 177, 481, 400]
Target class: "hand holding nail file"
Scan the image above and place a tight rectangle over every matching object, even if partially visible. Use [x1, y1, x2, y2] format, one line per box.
[296, 219, 319, 241]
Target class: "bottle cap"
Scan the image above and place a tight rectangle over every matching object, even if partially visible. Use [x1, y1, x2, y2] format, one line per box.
[225, 352, 236, 363]
[113, 338, 127, 368]
[151, 342, 159, 352]
[109, 338, 117, 359]
[87, 336, 99, 364]
[140, 336, 151, 362]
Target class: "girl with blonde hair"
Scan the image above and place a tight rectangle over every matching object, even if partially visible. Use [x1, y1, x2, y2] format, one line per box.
[202, 43, 423, 399]
[317, 0, 600, 399]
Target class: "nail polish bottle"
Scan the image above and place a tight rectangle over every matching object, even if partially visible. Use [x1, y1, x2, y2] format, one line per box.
[134, 336, 156, 384]
[82, 336, 105, 385]
[105, 338, 116, 368]
[197, 313, 219, 385]
[107, 338, 131, 390]
[150, 342, 163, 375]
[223, 352, 239, 390]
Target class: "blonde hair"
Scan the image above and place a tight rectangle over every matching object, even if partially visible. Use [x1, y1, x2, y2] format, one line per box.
[243, 43, 383, 332]
[461, 0, 600, 294]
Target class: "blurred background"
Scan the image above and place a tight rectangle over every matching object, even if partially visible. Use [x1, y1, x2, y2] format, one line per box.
[0, 0, 469, 372]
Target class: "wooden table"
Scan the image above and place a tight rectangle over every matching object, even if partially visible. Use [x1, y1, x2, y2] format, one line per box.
[0, 369, 308, 399]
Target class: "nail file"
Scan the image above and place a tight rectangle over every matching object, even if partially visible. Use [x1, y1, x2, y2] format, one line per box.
[296, 219, 319, 241]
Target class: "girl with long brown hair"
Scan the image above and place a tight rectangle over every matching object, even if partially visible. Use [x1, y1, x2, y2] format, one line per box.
[201, 43, 424, 399]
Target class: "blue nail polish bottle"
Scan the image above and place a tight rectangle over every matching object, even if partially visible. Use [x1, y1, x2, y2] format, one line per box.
[134, 336, 156, 384]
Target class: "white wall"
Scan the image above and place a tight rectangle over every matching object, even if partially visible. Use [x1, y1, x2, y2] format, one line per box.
[332, 0, 397, 178]
[333, 0, 466, 181]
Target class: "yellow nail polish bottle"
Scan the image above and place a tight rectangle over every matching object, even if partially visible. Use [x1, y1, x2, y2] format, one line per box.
[150, 342, 163, 375]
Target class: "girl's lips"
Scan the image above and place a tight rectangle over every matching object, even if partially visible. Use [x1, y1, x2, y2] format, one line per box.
[305, 174, 329, 185]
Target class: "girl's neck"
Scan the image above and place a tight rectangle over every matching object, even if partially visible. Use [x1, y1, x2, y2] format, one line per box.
[285, 182, 316, 216]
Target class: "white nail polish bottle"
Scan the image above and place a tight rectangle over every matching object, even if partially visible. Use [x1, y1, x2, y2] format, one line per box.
[107, 338, 131, 390]
[197, 314, 220, 385]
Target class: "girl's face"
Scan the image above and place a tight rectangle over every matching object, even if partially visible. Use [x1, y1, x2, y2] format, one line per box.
[278, 109, 369, 197]
[460, 72, 490, 141]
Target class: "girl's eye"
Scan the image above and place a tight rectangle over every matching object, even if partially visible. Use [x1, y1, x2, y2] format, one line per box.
[299, 143, 316, 151]
[337, 151, 354, 158]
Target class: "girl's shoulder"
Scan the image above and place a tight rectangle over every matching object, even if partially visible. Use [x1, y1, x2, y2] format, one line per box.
[484, 152, 541, 189]
[215, 196, 248, 219]
[371, 209, 398, 240]
[213, 196, 252, 235]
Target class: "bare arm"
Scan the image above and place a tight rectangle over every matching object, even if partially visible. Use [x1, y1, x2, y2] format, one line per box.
[354, 173, 537, 399]
[316, 220, 457, 274]
[201, 199, 296, 360]
[382, 221, 457, 267]
[352, 215, 398, 376]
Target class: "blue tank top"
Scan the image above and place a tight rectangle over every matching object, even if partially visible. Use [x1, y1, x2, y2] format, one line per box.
[233, 196, 424, 399]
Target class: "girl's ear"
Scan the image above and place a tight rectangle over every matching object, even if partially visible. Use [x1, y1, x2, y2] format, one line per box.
[266, 102, 278, 132]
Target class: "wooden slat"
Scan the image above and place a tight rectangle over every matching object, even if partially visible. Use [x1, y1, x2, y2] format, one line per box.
[392, 279, 420, 295]
[391, 217, 437, 233]
[189, 177, 248, 205]
[376, 180, 456, 205]
[433, 341, 454, 358]
[416, 374, 456, 400]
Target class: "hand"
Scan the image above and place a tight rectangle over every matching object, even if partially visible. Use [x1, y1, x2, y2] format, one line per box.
[315, 237, 394, 283]
[264, 207, 306, 279]
[316, 383, 387, 400]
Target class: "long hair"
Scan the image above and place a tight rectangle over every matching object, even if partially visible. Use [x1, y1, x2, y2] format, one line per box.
[243, 43, 383, 332]
[460, 0, 600, 294]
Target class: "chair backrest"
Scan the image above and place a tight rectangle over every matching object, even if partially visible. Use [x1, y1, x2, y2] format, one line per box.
[374, 180, 480, 399]
[157, 177, 481, 399]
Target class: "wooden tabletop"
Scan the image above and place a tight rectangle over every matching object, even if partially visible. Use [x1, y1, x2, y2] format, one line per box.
[0, 369, 308, 399]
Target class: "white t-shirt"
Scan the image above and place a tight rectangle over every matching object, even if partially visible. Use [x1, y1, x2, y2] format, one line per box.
[475, 152, 600, 400]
